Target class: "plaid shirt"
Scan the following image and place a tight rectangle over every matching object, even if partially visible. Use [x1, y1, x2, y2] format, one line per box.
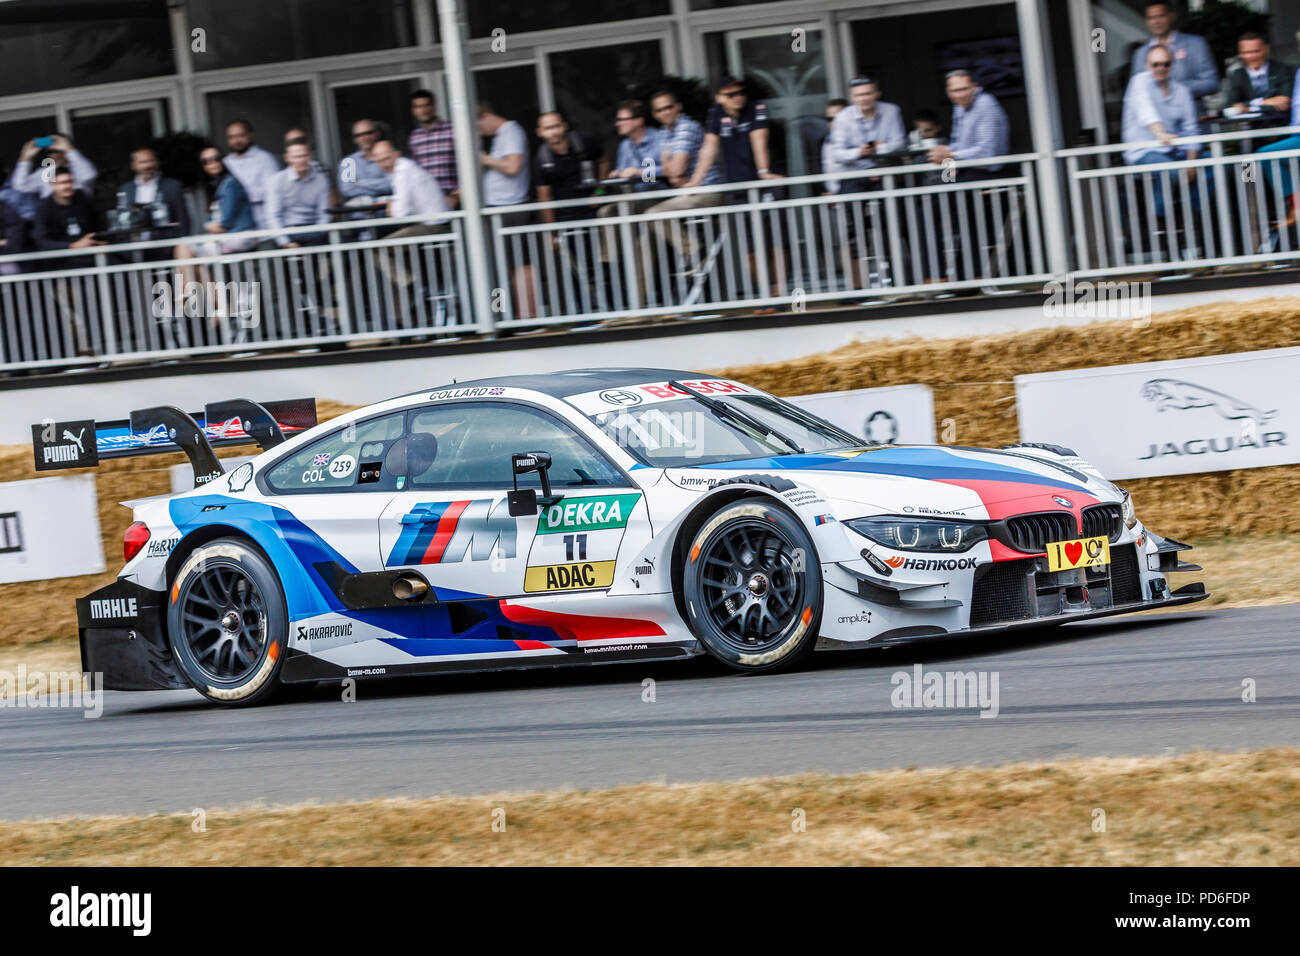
[408, 120, 458, 193]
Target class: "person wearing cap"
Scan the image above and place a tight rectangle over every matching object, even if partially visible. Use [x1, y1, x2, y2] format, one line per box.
[828, 77, 906, 193]
[686, 76, 785, 301]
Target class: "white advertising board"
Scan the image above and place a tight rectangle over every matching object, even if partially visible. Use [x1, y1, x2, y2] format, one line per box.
[788, 385, 936, 444]
[0, 475, 105, 583]
[1015, 347, 1298, 479]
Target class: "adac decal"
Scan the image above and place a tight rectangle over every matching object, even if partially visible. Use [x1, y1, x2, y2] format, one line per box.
[524, 560, 617, 592]
[387, 498, 516, 566]
[537, 494, 641, 534]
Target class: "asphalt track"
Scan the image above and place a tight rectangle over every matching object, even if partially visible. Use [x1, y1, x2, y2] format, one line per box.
[2, 604, 1298, 819]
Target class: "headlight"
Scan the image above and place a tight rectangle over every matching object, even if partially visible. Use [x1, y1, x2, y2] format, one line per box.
[1119, 489, 1137, 529]
[845, 516, 988, 552]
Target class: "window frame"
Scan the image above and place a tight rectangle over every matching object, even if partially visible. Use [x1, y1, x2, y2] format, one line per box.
[257, 398, 634, 497]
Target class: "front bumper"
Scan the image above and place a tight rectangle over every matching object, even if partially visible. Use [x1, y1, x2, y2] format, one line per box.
[77, 578, 188, 691]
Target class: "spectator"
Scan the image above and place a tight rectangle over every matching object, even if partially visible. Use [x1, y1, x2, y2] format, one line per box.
[1123, 45, 1204, 218]
[478, 102, 535, 318]
[223, 120, 281, 230]
[687, 76, 784, 300]
[0, 191, 25, 274]
[339, 119, 392, 200]
[688, 76, 779, 188]
[533, 110, 606, 222]
[1256, 30, 1300, 208]
[927, 70, 1010, 178]
[172, 147, 259, 324]
[408, 89, 458, 205]
[828, 77, 906, 192]
[12, 134, 97, 200]
[611, 99, 666, 191]
[176, 146, 256, 260]
[33, 167, 103, 356]
[372, 139, 448, 230]
[908, 109, 944, 149]
[1223, 33, 1293, 116]
[265, 141, 331, 247]
[121, 147, 190, 238]
[1129, 2, 1218, 101]
[370, 139, 450, 315]
[821, 98, 848, 194]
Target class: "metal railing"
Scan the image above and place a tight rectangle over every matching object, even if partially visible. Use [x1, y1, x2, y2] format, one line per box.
[0, 212, 474, 371]
[1059, 124, 1300, 278]
[483, 154, 1048, 327]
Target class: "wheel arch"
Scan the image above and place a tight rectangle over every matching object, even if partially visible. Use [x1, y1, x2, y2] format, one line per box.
[668, 478, 811, 626]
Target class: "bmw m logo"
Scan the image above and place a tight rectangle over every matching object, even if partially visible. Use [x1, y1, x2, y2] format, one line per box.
[1052, 496, 1073, 508]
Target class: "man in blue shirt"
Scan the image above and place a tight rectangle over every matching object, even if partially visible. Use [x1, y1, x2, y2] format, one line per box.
[338, 119, 391, 204]
[1257, 31, 1300, 207]
[927, 70, 1009, 179]
[1129, 2, 1219, 101]
[1123, 45, 1207, 219]
[611, 100, 666, 191]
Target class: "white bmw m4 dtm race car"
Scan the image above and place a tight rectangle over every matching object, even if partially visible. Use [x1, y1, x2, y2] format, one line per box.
[40, 368, 1206, 705]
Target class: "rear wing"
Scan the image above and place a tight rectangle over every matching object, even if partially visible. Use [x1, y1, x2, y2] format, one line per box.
[31, 398, 317, 488]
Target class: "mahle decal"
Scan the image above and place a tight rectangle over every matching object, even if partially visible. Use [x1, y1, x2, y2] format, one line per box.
[537, 494, 641, 534]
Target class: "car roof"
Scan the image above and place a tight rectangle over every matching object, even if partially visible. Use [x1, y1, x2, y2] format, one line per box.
[407, 367, 721, 400]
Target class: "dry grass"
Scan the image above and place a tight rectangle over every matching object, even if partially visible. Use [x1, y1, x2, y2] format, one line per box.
[1, 748, 1295, 865]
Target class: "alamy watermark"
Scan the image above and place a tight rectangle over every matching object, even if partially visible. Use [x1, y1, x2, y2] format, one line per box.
[0, 667, 103, 717]
[890, 664, 999, 718]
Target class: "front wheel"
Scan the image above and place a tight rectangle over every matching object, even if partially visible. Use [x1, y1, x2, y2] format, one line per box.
[682, 498, 822, 672]
[167, 537, 289, 705]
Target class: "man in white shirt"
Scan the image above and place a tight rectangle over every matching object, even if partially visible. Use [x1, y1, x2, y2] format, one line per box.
[371, 139, 452, 316]
[12, 134, 97, 199]
[223, 120, 281, 231]
[477, 102, 535, 319]
[828, 77, 906, 192]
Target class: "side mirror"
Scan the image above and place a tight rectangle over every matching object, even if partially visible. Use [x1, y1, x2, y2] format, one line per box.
[510, 451, 561, 516]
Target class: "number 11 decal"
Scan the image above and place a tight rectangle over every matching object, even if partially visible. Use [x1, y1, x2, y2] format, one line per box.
[563, 533, 588, 561]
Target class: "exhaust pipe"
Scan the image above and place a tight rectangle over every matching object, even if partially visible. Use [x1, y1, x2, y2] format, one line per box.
[392, 574, 429, 601]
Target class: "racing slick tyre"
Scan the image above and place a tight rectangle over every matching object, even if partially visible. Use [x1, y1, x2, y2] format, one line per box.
[683, 497, 822, 673]
[167, 537, 289, 706]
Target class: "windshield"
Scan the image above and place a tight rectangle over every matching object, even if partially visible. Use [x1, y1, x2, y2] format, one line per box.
[587, 393, 864, 468]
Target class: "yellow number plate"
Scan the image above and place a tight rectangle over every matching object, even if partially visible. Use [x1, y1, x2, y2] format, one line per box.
[1045, 535, 1111, 572]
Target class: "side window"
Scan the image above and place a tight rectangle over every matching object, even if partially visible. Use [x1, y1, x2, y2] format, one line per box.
[406, 402, 624, 490]
[265, 412, 406, 493]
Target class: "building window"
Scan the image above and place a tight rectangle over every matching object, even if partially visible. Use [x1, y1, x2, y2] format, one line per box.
[188, 0, 417, 71]
[207, 83, 313, 162]
[468, 1, 669, 39]
[549, 40, 666, 159]
[0, 0, 173, 96]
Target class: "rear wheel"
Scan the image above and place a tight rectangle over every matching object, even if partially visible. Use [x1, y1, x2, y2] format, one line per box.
[167, 537, 288, 706]
[682, 498, 822, 672]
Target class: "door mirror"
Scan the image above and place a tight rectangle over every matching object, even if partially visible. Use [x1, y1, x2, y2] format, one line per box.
[508, 487, 538, 517]
[511, 451, 561, 514]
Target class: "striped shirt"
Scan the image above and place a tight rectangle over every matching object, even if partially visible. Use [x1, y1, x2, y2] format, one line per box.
[663, 114, 719, 186]
[949, 90, 1010, 171]
[408, 120, 458, 194]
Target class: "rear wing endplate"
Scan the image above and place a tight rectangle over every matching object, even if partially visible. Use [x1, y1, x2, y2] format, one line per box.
[31, 398, 317, 488]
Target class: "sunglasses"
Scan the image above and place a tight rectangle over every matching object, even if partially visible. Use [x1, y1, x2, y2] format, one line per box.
[1150, 61, 1172, 67]
[353, 129, 378, 137]
[720, 90, 745, 98]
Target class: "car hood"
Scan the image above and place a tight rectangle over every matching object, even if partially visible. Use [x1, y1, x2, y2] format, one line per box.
[670, 445, 1113, 519]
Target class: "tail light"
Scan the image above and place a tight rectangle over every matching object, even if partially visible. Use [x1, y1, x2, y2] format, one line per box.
[123, 521, 151, 562]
